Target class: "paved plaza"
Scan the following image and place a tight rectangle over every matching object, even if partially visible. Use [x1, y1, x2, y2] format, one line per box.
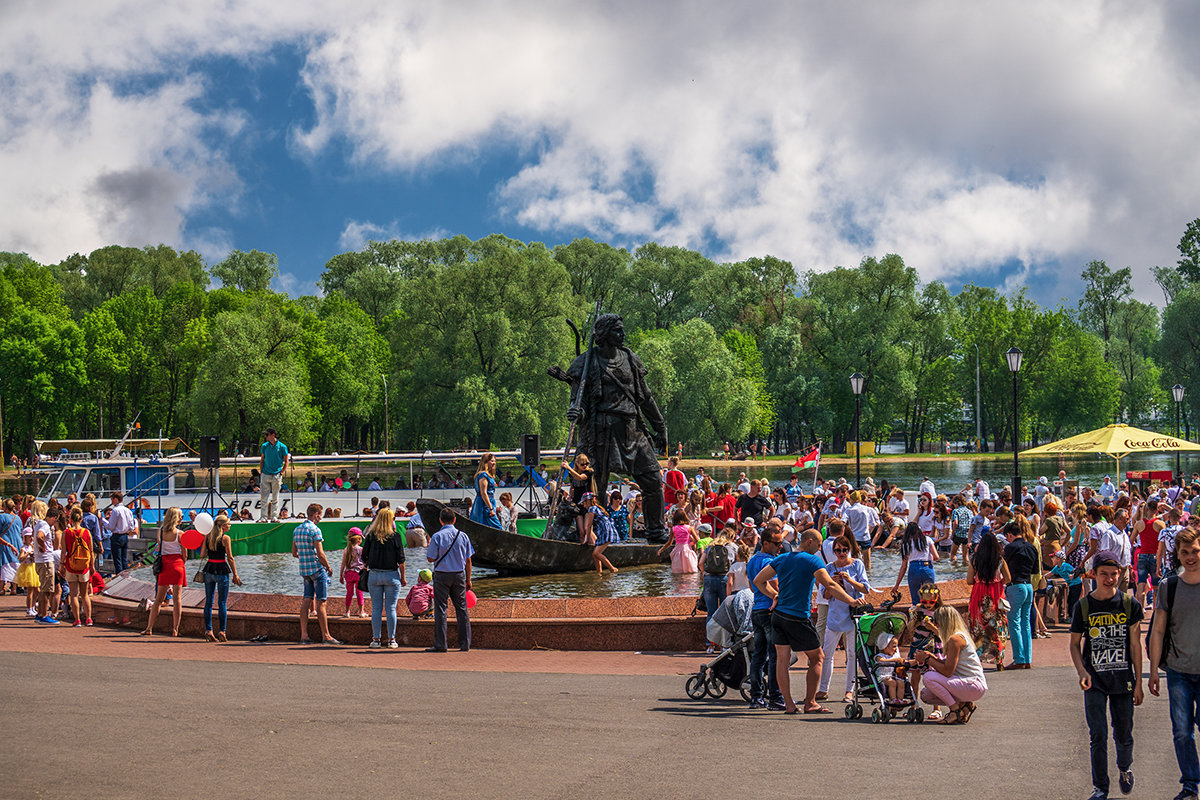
[0, 598, 1182, 800]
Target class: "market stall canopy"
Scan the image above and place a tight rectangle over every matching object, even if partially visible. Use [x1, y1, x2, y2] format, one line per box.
[1020, 424, 1200, 477]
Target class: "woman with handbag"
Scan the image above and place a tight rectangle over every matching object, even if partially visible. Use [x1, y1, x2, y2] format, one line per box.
[967, 530, 1010, 670]
[198, 514, 241, 642]
[362, 506, 406, 649]
[142, 507, 187, 637]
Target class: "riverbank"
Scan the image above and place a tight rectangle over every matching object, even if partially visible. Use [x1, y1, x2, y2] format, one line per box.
[665, 451, 1022, 470]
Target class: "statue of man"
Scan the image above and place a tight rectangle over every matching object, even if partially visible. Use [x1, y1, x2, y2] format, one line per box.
[553, 313, 669, 543]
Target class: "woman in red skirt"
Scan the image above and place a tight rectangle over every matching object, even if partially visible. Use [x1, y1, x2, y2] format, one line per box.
[142, 507, 187, 637]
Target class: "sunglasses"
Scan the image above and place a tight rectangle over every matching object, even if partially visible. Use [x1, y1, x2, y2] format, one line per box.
[833, 547, 850, 553]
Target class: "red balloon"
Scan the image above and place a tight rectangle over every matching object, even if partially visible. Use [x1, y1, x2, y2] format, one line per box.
[180, 529, 204, 550]
[465, 589, 478, 609]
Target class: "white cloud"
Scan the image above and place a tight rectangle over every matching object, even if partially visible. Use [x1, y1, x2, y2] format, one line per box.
[3, 1, 1200, 300]
[337, 220, 451, 251]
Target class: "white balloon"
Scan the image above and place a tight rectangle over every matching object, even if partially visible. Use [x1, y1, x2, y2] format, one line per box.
[194, 512, 214, 535]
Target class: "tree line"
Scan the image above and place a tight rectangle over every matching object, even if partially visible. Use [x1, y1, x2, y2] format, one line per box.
[2, 222, 1199, 459]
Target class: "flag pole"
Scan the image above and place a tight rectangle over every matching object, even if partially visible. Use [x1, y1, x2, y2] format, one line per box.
[811, 440, 822, 493]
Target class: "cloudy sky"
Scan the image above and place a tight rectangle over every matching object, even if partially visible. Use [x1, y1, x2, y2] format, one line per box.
[2, 1, 1198, 301]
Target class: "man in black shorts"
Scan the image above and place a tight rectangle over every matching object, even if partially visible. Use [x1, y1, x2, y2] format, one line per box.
[754, 529, 867, 714]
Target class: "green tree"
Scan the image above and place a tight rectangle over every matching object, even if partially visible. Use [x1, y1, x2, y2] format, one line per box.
[391, 236, 581, 449]
[1178, 218, 1200, 282]
[188, 296, 313, 449]
[211, 250, 278, 293]
[1078, 260, 1132, 360]
[630, 320, 761, 449]
[553, 237, 631, 305]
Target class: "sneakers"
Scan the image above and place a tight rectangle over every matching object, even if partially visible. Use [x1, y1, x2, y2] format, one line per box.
[85, 619, 93, 627]
[25, 607, 36, 617]
[1087, 791, 1107, 800]
[36, 616, 60, 625]
[1117, 770, 1132, 795]
[1171, 790, 1199, 800]
[369, 639, 382, 649]
[72, 620, 81, 627]
[748, 698, 767, 710]
[387, 640, 398, 649]
[767, 700, 787, 711]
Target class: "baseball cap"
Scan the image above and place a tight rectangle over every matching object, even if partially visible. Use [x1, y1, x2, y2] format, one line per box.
[697, 523, 713, 535]
[418, 568, 433, 583]
[1093, 552, 1121, 569]
[726, 517, 738, 525]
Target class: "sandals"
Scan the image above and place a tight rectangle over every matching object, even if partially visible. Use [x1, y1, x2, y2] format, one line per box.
[960, 702, 977, 724]
[216, 632, 228, 643]
[927, 710, 944, 722]
[204, 630, 217, 643]
[938, 708, 965, 724]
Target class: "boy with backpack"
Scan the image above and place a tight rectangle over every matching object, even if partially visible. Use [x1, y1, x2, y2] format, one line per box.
[1148, 525, 1200, 800]
[62, 506, 94, 627]
[1070, 553, 1144, 800]
[700, 528, 733, 654]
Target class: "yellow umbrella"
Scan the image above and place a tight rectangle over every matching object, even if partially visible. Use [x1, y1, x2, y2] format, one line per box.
[1020, 423, 1200, 479]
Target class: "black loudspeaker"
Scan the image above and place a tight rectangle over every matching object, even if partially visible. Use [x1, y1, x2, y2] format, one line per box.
[520, 434, 541, 467]
[198, 435, 220, 468]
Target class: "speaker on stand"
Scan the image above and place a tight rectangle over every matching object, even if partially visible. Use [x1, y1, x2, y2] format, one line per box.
[519, 434, 541, 517]
[198, 436, 227, 516]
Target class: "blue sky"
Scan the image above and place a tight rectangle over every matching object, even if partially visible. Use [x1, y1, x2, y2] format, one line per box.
[2, 1, 1199, 303]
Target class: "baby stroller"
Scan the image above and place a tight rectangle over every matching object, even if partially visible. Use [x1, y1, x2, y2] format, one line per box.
[844, 608, 924, 724]
[685, 632, 754, 701]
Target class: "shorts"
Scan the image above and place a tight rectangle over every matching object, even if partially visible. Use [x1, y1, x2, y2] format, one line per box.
[1136, 553, 1157, 585]
[302, 571, 328, 601]
[936, 543, 951, 554]
[952, 532, 968, 544]
[35, 563, 56, 594]
[771, 610, 821, 653]
[65, 570, 91, 586]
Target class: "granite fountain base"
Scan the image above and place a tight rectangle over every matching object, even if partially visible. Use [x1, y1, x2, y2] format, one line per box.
[92, 572, 972, 651]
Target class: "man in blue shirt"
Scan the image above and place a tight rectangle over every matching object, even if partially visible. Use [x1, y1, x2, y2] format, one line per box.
[259, 427, 290, 522]
[747, 526, 785, 709]
[426, 506, 476, 652]
[754, 529, 865, 714]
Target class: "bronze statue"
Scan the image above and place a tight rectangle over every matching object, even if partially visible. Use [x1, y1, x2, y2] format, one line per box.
[549, 313, 668, 543]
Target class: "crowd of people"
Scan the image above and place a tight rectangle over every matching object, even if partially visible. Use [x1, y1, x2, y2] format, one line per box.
[5, 451, 1200, 797]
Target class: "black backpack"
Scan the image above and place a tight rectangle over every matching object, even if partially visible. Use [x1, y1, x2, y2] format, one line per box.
[1150, 575, 1180, 671]
[704, 543, 731, 575]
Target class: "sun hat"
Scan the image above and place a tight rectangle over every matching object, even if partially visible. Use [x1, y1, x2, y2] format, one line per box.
[697, 523, 712, 534]
[741, 519, 757, 529]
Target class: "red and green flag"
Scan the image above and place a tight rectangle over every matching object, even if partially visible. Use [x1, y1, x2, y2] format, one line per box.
[792, 443, 820, 472]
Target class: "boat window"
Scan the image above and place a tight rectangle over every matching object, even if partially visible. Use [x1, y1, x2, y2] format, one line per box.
[83, 468, 121, 495]
[37, 471, 59, 497]
[124, 466, 170, 497]
[55, 469, 87, 497]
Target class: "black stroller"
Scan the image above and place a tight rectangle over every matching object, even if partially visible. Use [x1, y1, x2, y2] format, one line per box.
[685, 632, 754, 701]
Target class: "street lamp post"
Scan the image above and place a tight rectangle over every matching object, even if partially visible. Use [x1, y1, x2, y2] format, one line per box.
[1006, 347, 1023, 499]
[850, 372, 865, 489]
[382, 374, 390, 453]
[1174, 383, 1186, 478]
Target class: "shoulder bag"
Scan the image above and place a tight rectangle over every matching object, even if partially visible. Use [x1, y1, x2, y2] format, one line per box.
[152, 529, 163, 577]
[357, 536, 372, 593]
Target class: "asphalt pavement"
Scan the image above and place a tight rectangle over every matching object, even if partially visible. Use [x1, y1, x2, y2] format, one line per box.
[0, 648, 1182, 800]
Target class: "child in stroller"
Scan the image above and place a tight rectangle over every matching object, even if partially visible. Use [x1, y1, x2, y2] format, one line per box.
[844, 607, 925, 723]
[873, 634, 909, 703]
